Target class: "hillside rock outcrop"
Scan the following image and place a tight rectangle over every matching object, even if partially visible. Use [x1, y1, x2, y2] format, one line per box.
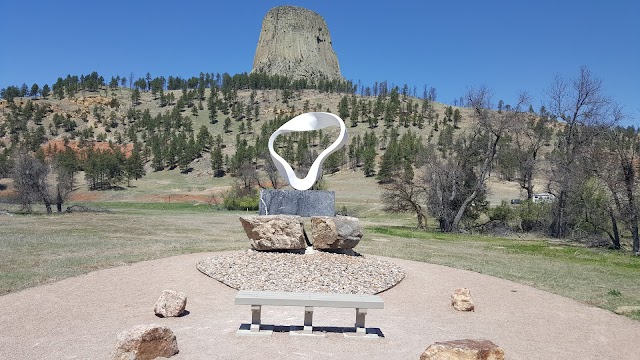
[252, 6, 343, 82]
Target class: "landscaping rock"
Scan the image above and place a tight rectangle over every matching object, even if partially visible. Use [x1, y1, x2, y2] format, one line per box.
[451, 288, 475, 311]
[239, 215, 306, 250]
[154, 290, 187, 317]
[420, 339, 504, 360]
[112, 324, 178, 360]
[310, 216, 363, 250]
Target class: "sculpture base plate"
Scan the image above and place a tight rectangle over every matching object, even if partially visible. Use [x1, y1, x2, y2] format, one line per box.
[259, 190, 335, 217]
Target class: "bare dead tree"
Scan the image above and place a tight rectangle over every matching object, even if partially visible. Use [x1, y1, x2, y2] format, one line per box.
[421, 148, 467, 232]
[260, 157, 287, 189]
[450, 87, 525, 230]
[236, 161, 259, 193]
[381, 165, 427, 230]
[417, 87, 528, 232]
[11, 150, 52, 213]
[546, 66, 617, 238]
[591, 120, 639, 253]
[52, 157, 76, 213]
[505, 95, 553, 200]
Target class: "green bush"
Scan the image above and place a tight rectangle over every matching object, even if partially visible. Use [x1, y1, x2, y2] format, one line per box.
[518, 200, 552, 232]
[223, 187, 259, 211]
[489, 200, 515, 222]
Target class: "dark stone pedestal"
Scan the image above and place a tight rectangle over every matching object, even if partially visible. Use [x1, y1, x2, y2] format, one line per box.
[259, 189, 335, 217]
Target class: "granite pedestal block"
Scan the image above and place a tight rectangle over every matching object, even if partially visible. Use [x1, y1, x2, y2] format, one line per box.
[259, 190, 335, 217]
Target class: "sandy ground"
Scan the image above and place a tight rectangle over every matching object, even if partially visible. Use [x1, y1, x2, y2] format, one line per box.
[1, 252, 639, 360]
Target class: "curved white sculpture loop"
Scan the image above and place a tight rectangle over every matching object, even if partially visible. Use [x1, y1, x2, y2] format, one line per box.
[268, 112, 347, 190]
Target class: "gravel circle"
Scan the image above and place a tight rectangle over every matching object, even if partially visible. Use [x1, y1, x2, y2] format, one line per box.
[196, 250, 405, 294]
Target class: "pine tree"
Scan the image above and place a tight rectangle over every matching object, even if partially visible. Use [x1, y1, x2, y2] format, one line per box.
[211, 145, 224, 177]
[338, 95, 350, 120]
[196, 125, 213, 152]
[363, 147, 376, 177]
[131, 88, 140, 106]
[30, 83, 39, 98]
[223, 117, 232, 133]
[41, 84, 50, 99]
[125, 142, 146, 185]
[453, 109, 462, 128]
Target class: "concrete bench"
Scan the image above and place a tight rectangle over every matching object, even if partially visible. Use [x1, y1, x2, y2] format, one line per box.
[235, 290, 384, 337]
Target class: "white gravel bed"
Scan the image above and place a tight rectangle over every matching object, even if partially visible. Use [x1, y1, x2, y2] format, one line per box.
[196, 250, 405, 294]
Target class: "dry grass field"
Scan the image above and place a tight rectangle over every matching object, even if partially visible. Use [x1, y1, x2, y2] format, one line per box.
[1, 88, 638, 323]
[2, 164, 640, 321]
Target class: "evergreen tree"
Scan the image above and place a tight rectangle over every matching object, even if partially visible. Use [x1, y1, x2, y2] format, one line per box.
[41, 84, 50, 99]
[196, 125, 213, 152]
[223, 117, 232, 133]
[362, 147, 376, 177]
[125, 142, 145, 185]
[131, 88, 140, 106]
[338, 95, 350, 120]
[453, 108, 462, 128]
[383, 103, 394, 128]
[211, 144, 224, 177]
[30, 83, 39, 98]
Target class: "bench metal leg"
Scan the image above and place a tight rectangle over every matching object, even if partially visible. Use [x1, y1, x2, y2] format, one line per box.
[251, 305, 261, 332]
[303, 306, 313, 334]
[355, 308, 367, 335]
[237, 304, 272, 336]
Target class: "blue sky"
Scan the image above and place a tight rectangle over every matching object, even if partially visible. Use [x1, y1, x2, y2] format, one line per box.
[1, 1, 638, 124]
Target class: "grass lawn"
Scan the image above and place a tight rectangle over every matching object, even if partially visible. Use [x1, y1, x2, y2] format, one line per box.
[1, 204, 639, 321]
[360, 227, 640, 320]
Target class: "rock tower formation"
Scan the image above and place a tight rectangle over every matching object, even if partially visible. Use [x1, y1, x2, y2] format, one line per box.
[252, 6, 343, 81]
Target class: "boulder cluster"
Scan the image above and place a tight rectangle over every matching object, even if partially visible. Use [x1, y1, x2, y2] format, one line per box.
[239, 215, 362, 251]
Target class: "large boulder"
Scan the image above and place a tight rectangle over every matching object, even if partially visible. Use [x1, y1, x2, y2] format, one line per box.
[252, 6, 343, 81]
[451, 288, 475, 312]
[239, 215, 306, 250]
[154, 290, 187, 317]
[112, 324, 178, 360]
[310, 216, 362, 250]
[420, 339, 505, 360]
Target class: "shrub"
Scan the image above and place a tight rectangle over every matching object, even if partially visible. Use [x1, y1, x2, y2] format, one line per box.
[489, 200, 515, 222]
[223, 186, 259, 211]
[518, 200, 552, 232]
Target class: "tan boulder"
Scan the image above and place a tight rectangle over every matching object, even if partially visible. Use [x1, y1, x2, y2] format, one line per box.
[310, 216, 363, 249]
[112, 324, 178, 360]
[420, 339, 504, 360]
[451, 288, 475, 311]
[154, 290, 187, 317]
[239, 215, 306, 250]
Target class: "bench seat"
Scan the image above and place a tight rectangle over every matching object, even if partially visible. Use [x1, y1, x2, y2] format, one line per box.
[235, 290, 384, 337]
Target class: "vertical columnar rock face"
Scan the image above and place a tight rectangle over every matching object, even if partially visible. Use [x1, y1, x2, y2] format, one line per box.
[252, 6, 343, 81]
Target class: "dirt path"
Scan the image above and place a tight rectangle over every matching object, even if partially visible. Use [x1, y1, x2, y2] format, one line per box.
[1, 252, 638, 359]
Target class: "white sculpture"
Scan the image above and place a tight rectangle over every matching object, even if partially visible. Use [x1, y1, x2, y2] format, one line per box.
[268, 112, 347, 190]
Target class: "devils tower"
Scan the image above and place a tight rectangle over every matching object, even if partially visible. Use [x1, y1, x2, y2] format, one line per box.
[252, 6, 343, 81]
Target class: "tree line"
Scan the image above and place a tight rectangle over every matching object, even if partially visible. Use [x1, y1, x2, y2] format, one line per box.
[2, 67, 638, 253]
[379, 67, 639, 254]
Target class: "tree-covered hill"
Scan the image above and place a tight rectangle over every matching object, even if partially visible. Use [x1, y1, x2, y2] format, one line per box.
[2, 69, 638, 254]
